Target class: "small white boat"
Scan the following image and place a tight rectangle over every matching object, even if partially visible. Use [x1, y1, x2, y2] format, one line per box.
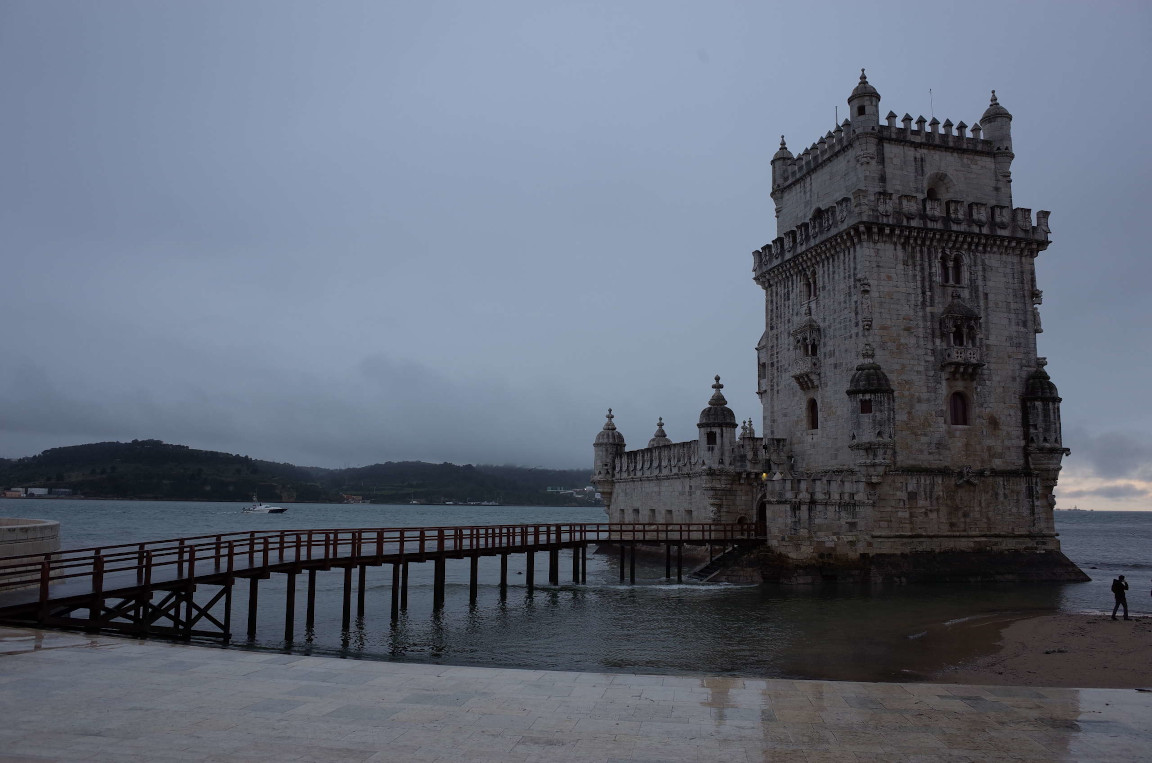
[243, 494, 286, 514]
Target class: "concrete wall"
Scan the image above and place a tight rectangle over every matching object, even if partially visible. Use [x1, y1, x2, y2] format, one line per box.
[0, 518, 61, 588]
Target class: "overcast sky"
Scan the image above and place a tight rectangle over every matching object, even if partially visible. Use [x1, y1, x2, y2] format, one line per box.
[2, 2, 1150, 509]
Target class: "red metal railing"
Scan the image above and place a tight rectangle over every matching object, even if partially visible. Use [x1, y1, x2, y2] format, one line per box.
[0, 523, 757, 609]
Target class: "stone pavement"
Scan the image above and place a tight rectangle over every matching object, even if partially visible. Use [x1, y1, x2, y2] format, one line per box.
[0, 627, 1149, 762]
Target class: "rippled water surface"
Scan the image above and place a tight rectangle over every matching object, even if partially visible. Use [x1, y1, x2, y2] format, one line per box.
[4, 500, 1148, 680]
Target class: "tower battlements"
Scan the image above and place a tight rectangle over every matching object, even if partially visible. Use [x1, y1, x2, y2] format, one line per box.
[752, 194, 1051, 281]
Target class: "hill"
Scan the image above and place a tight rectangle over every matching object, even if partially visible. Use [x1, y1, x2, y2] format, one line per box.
[0, 440, 596, 506]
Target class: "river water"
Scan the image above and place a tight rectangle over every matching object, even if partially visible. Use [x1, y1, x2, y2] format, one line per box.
[3, 500, 1148, 681]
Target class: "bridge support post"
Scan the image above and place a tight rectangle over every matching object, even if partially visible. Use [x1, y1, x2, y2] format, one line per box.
[629, 542, 636, 585]
[357, 565, 366, 620]
[284, 571, 296, 644]
[306, 569, 317, 633]
[341, 566, 352, 632]
[469, 556, 478, 605]
[665, 544, 672, 580]
[247, 577, 259, 641]
[571, 546, 579, 583]
[548, 549, 559, 586]
[581, 544, 587, 584]
[677, 543, 683, 583]
[499, 554, 508, 599]
[390, 562, 400, 621]
[222, 577, 233, 644]
[618, 546, 625, 583]
[525, 551, 534, 594]
[433, 557, 446, 610]
[400, 563, 408, 611]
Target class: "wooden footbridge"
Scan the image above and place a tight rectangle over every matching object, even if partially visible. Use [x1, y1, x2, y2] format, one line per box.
[0, 523, 758, 644]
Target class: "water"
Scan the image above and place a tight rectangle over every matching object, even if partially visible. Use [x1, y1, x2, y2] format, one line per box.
[3, 500, 1149, 681]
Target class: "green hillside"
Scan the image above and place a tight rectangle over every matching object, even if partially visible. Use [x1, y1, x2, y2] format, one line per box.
[0, 440, 596, 506]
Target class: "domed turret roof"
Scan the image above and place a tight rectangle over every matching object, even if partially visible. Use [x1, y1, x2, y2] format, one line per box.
[647, 417, 672, 447]
[1024, 364, 1060, 400]
[849, 68, 879, 101]
[981, 89, 1012, 122]
[772, 135, 793, 161]
[847, 346, 893, 394]
[698, 376, 738, 427]
[594, 409, 626, 446]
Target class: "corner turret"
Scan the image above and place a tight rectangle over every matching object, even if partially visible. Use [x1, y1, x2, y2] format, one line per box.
[771, 136, 794, 189]
[592, 409, 626, 511]
[847, 68, 881, 129]
[697, 375, 738, 469]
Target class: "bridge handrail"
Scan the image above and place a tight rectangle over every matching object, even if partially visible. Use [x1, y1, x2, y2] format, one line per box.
[0, 522, 758, 595]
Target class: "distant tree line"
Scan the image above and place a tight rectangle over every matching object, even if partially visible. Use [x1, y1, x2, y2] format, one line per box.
[0, 440, 596, 506]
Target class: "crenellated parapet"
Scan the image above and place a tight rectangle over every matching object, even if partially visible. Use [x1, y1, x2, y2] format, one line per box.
[753, 195, 1051, 282]
[612, 440, 701, 479]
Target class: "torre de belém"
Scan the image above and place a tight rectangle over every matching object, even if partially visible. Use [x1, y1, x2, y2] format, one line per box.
[592, 72, 1086, 583]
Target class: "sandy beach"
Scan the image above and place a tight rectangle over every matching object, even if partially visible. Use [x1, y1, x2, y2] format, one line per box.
[936, 612, 1152, 689]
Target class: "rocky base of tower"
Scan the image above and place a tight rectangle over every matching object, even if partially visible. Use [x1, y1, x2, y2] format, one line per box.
[716, 548, 1089, 586]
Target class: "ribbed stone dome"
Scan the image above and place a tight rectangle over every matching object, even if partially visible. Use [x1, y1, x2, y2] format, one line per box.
[647, 418, 672, 448]
[981, 90, 1012, 122]
[847, 361, 892, 394]
[1024, 367, 1060, 400]
[594, 409, 626, 446]
[698, 376, 738, 427]
[849, 68, 879, 100]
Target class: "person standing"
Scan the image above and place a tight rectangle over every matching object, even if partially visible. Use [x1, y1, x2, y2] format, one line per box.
[1111, 575, 1129, 620]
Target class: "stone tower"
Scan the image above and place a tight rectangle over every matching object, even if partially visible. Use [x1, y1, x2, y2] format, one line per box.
[594, 72, 1085, 581]
[752, 71, 1079, 574]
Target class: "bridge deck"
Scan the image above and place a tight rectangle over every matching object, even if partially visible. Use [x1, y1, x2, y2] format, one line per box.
[0, 523, 760, 628]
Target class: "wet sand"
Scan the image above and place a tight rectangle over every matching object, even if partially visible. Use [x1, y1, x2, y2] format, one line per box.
[935, 613, 1152, 689]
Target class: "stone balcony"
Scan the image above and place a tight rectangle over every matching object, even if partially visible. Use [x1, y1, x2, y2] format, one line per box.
[790, 357, 820, 391]
[939, 346, 984, 378]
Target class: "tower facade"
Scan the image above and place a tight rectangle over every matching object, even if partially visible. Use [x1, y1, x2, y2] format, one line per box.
[593, 73, 1085, 581]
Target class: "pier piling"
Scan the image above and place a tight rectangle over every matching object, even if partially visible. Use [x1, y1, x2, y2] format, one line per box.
[284, 571, 296, 644]
[305, 569, 316, 631]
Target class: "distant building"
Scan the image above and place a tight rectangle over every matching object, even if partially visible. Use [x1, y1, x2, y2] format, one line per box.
[592, 73, 1084, 582]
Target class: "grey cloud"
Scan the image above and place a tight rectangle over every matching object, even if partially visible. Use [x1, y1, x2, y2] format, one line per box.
[1061, 483, 1152, 501]
[1064, 428, 1152, 482]
[1, 3, 1150, 479]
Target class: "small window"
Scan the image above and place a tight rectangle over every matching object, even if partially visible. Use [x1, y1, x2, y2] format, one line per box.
[706, 431, 717, 446]
[805, 277, 815, 301]
[857, 105, 866, 116]
[807, 399, 819, 430]
[951, 256, 963, 285]
[859, 399, 873, 414]
[951, 326, 966, 346]
[939, 254, 951, 283]
[926, 188, 939, 201]
[758, 362, 767, 380]
[949, 392, 969, 426]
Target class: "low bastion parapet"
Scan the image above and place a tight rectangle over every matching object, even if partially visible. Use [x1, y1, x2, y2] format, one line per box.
[0, 518, 61, 588]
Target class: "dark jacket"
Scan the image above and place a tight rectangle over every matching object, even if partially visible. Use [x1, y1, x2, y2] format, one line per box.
[1111, 579, 1128, 598]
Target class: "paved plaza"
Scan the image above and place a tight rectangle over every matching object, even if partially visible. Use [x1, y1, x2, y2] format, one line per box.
[0, 627, 1149, 762]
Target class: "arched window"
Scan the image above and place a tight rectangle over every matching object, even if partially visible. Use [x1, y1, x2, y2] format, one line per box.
[939, 254, 951, 283]
[804, 275, 815, 301]
[951, 326, 966, 347]
[951, 255, 963, 285]
[807, 399, 819, 430]
[949, 392, 969, 426]
[926, 187, 939, 201]
[859, 399, 873, 414]
[706, 431, 717, 446]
